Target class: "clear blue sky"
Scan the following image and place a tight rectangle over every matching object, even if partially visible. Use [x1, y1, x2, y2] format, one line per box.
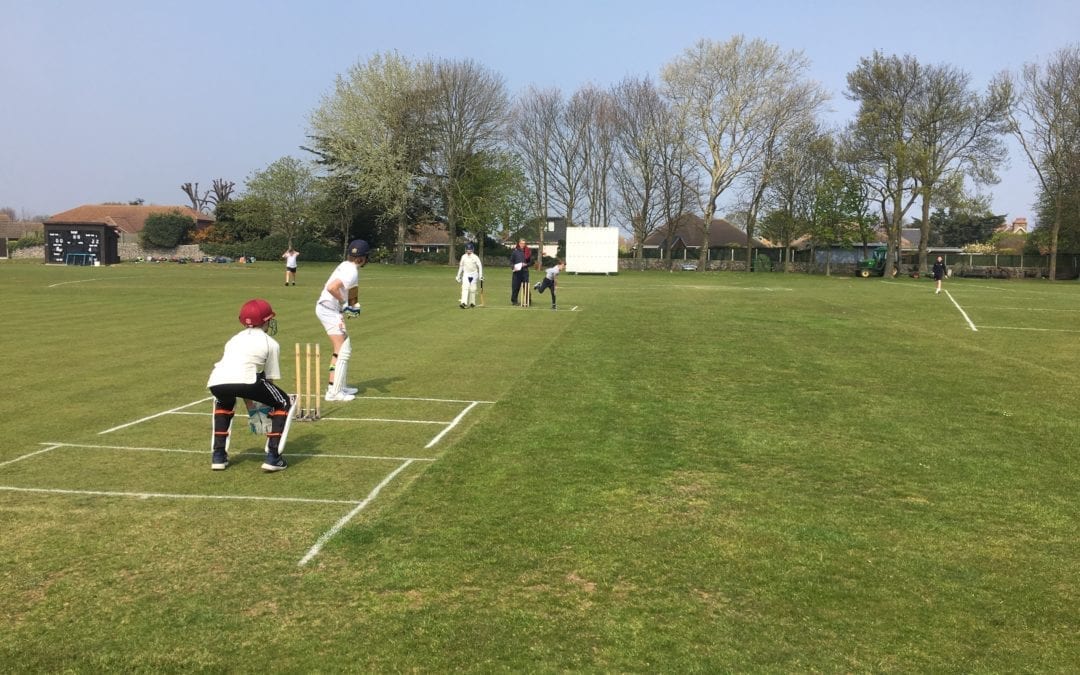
[3, 0, 1078, 224]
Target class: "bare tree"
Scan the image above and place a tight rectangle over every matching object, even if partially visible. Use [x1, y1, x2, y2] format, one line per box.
[575, 85, 617, 228]
[611, 76, 667, 261]
[734, 64, 829, 270]
[209, 179, 236, 209]
[427, 58, 510, 265]
[181, 182, 212, 213]
[509, 86, 559, 228]
[548, 89, 589, 228]
[662, 36, 811, 270]
[910, 63, 1010, 274]
[1002, 45, 1080, 280]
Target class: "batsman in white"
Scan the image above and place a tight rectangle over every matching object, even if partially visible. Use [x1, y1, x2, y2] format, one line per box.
[455, 241, 484, 308]
[315, 239, 369, 402]
[206, 299, 296, 472]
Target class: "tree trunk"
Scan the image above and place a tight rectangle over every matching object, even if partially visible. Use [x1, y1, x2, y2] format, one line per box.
[918, 188, 931, 275]
[1049, 194, 1061, 281]
[447, 195, 457, 267]
[698, 208, 713, 271]
[395, 215, 407, 265]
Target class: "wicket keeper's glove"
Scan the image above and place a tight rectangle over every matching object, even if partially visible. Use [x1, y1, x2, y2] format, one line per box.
[248, 406, 272, 434]
[344, 304, 362, 319]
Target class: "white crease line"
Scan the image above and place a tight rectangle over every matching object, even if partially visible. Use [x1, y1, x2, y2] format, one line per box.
[46, 276, 135, 288]
[40, 442, 434, 462]
[319, 416, 447, 424]
[99, 397, 214, 435]
[351, 395, 495, 404]
[0, 485, 359, 505]
[425, 401, 480, 449]
[979, 325, 1080, 333]
[171, 411, 448, 425]
[0, 445, 61, 469]
[298, 459, 415, 566]
[945, 290, 978, 331]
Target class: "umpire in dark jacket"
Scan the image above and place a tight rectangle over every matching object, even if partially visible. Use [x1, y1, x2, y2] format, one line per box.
[510, 238, 532, 305]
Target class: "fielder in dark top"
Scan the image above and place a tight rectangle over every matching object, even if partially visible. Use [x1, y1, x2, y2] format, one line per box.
[510, 238, 532, 305]
[933, 256, 946, 294]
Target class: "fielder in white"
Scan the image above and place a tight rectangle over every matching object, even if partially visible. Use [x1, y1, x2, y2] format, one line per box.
[315, 239, 369, 402]
[455, 242, 484, 308]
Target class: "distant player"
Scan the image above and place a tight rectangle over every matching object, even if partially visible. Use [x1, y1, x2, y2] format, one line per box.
[282, 247, 299, 286]
[207, 299, 293, 472]
[510, 238, 531, 305]
[455, 242, 484, 308]
[933, 256, 946, 294]
[534, 259, 565, 310]
[316, 239, 369, 401]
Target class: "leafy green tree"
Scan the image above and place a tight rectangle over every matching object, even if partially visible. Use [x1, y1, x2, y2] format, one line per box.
[988, 229, 1027, 254]
[140, 211, 195, 248]
[202, 196, 272, 244]
[308, 51, 436, 264]
[919, 208, 1004, 247]
[758, 209, 804, 270]
[1033, 169, 1080, 253]
[452, 151, 530, 258]
[244, 156, 317, 247]
[809, 169, 868, 275]
[845, 51, 924, 277]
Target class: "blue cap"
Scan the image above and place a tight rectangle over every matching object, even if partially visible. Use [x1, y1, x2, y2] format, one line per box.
[348, 239, 370, 257]
[465, 242, 475, 251]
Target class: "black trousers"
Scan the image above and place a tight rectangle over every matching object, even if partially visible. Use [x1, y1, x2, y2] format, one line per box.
[511, 268, 530, 303]
[537, 277, 556, 306]
[209, 376, 290, 453]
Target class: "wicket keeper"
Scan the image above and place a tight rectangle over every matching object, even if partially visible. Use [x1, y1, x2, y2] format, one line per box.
[207, 299, 293, 472]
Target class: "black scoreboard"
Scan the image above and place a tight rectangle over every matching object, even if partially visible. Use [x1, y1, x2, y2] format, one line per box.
[43, 223, 120, 265]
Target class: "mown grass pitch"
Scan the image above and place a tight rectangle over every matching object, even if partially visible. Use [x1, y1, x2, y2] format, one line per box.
[1, 260, 1078, 671]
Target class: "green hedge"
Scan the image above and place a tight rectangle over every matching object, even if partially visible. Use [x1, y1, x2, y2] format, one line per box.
[200, 235, 340, 262]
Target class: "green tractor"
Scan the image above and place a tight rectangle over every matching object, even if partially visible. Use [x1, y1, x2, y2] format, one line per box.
[855, 246, 898, 278]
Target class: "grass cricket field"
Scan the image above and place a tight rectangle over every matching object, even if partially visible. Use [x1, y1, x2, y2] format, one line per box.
[1, 260, 1078, 671]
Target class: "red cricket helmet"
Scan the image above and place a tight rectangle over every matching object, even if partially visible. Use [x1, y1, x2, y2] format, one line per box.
[238, 298, 276, 332]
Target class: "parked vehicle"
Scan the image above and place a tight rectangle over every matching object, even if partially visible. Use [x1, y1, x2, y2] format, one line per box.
[856, 247, 897, 278]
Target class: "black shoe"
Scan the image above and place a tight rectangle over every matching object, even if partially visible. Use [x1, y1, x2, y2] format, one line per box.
[459, 302, 466, 309]
[211, 451, 229, 470]
[261, 455, 288, 472]
[551, 305, 557, 311]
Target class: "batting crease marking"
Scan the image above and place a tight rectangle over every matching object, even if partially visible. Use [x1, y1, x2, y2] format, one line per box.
[0, 485, 358, 505]
[99, 397, 214, 435]
[298, 459, 415, 566]
[425, 401, 480, 449]
[39, 442, 434, 462]
[0, 445, 61, 469]
[945, 290, 978, 331]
